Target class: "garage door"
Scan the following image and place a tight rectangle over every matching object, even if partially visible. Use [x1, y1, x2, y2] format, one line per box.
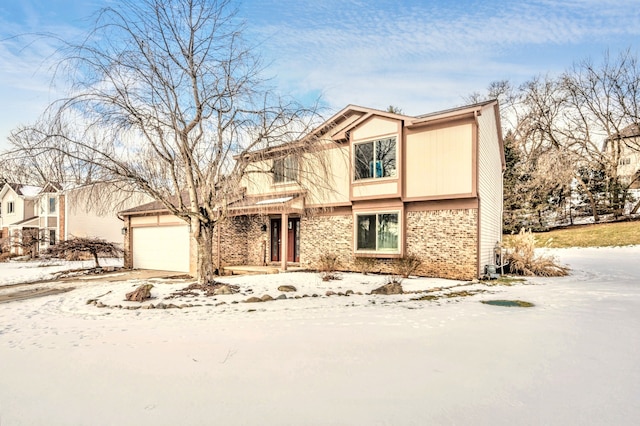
[132, 225, 190, 272]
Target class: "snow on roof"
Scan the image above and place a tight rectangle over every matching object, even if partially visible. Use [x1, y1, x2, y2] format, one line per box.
[255, 196, 294, 205]
[18, 185, 43, 197]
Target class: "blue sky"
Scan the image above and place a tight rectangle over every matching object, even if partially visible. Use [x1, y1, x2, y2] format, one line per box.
[1, 0, 639, 151]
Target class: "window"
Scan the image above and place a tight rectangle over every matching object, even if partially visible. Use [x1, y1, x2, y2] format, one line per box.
[273, 156, 298, 184]
[7, 201, 14, 214]
[354, 137, 397, 180]
[619, 157, 631, 166]
[49, 230, 56, 246]
[49, 197, 56, 214]
[356, 212, 399, 252]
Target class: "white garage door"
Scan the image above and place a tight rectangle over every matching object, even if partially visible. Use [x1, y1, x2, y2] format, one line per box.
[132, 226, 190, 272]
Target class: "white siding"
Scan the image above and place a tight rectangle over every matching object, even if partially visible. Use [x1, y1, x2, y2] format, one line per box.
[477, 105, 504, 275]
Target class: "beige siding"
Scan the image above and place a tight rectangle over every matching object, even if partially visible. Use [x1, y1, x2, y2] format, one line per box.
[405, 124, 473, 198]
[351, 116, 398, 141]
[477, 106, 503, 275]
[352, 181, 398, 198]
[242, 159, 303, 197]
[0, 193, 26, 226]
[305, 144, 351, 206]
[66, 190, 153, 245]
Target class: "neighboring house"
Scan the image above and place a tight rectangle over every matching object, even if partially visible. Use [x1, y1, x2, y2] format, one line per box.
[122, 100, 504, 280]
[0, 183, 42, 254]
[611, 123, 640, 189]
[0, 182, 150, 255]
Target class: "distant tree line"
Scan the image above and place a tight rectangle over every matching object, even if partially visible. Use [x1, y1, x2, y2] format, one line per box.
[468, 49, 640, 232]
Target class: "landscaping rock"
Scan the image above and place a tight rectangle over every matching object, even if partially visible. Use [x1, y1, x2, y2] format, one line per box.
[326, 290, 336, 296]
[214, 285, 235, 295]
[346, 290, 354, 295]
[276, 294, 287, 300]
[125, 284, 154, 302]
[277, 285, 297, 292]
[370, 282, 404, 295]
[244, 297, 263, 303]
[260, 294, 274, 302]
[155, 302, 166, 309]
[96, 301, 106, 308]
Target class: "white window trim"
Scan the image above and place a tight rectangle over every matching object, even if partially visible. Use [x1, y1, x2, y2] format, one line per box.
[353, 210, 402, 255]
[352, 135, 398, 183]
[7, 201, 15, 214]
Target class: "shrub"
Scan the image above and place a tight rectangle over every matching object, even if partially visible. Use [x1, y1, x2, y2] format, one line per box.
[504, 228, 570, 277]
[317, 252, 341, 282]
[0, 252, 17, 262]
[393, 254, 422, 278]
[353, 257, 377, 275]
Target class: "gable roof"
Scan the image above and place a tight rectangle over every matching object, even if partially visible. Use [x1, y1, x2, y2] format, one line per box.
[0, 183, 43, 199]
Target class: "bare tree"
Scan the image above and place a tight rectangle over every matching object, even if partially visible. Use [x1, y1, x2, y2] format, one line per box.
[46, 237, 123, 268]
[8, 0, 324, 284]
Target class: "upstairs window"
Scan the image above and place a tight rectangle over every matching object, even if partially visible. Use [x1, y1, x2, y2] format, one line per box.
[354, 137, 397, 180]
[49, 197, 56, 214]
[355, 212, 399, 253]
[273, 156, 298, 184]
[7, 201, 14, 214]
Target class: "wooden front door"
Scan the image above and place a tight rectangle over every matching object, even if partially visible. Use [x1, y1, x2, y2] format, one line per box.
[271, 217, 300, 263]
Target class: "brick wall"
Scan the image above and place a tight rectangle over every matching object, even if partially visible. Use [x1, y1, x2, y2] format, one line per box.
[300, 213, 353, 270]
[300, 208, 478, 280]
[213, 215, 267, 267]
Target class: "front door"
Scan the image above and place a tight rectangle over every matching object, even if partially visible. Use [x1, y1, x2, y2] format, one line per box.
[270, 217, 300, 262]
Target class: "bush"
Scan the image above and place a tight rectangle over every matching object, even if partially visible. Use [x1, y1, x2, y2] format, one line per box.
[0, 252, 17, 262]
[393, 254, 422, 278]
[504, 228, 570, 277]
[353, 257, 377, 275]
[317, 252, 341, 282]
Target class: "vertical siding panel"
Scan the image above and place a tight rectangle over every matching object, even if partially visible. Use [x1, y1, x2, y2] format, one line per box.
[477, 106, 503, 275]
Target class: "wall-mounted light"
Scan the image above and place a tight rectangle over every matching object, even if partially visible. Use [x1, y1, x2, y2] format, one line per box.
[260, 224, 267, 232]
[121, 227, 128, 235]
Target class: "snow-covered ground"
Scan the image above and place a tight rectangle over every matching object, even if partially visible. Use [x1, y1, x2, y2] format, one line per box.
[0, 257, 123, 287]
[1, 247, 639, 425]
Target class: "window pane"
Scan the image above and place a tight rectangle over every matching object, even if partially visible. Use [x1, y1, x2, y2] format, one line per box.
[354, 142, 373, 180]
[285, 156, 298, 182]
[273, 158, 285, 183]
[376, 138, 396, 178]
[49, 197, 56, 213]
[356, 214, 377, 250]
[377, 213, 398, 250]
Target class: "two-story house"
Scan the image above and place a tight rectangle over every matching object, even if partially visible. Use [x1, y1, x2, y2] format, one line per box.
[1, 182, 150, 255]
[0, 183, 43, 254]
[121, 100, 504, 280]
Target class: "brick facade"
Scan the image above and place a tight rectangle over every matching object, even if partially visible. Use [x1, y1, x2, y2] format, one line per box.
[212, 215, 267, 267]
[296, 208, 478, 280]
[300, 213, 353, 270]
[405, 209, 478, 280]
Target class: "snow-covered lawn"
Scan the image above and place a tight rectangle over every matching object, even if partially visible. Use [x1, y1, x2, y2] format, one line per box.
[0, 257, 123, 287]
[1, 246, 639, 425]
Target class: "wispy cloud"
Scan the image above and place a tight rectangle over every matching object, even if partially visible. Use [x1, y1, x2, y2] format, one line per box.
[244, 0, 640, 114]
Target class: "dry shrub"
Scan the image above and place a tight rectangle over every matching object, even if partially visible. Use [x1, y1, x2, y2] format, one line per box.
[505, 229, 570, 277]
[318, 252, 341, 281]
[0, 252, 17, 262]
[394, 254, 422, 278]
[353, 257, 377, 275]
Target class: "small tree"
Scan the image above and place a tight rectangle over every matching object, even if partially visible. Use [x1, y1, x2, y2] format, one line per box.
[46, 237, 123, 268]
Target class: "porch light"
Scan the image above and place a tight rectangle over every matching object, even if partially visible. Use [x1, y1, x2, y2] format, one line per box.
[121, 227, 127, 235]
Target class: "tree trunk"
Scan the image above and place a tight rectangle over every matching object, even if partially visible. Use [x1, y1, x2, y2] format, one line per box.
[195, 221, 217, 285]
[576, 177, 600, 222]
[93, 251, 101, 268]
